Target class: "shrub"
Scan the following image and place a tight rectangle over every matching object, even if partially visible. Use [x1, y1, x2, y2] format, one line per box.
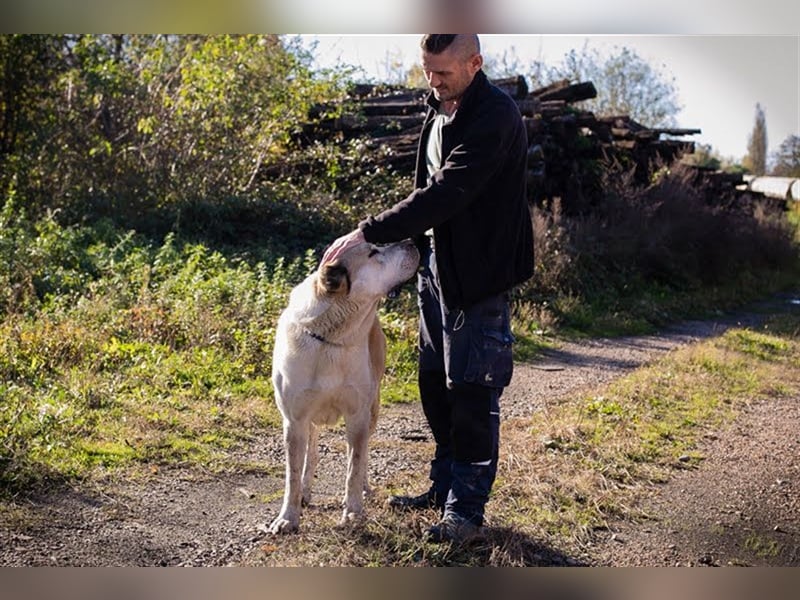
[518, 161, 800, 333]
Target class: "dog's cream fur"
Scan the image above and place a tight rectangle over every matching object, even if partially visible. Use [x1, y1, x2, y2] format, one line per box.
[267, 241, 419, 534]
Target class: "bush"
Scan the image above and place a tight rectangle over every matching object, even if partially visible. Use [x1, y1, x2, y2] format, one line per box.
[519, 162, 800, 333]
[0, 210, 321, 490]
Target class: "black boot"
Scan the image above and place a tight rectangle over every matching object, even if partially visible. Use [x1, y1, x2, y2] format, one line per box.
[424, 512, 483, 544]
[387, 488, 445, 511]
[424, 459, 495, 541]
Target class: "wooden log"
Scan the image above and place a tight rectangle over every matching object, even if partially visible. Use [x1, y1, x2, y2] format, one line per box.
[648, 127, 702, 137]
[539, 100, 566, 110]
[574, 111, 597, 126]
[530, 79, 570, 98]
[314, 114, 423, 135]
[537, 81, 597, 104]
[516, 98, 540, 117]
[597, 115, 647, 132]
[295, 78, 712, 212]
[523, 116, 545, 137]
[538, 100, 566, 117]
[362, 90, 427, 105]
[365, 132, 420, 147]
[349, 83, 424, 99]
[551, 113, 577, 125]
[687, 167, 745, 188]
[633, 130, 661, 142]
[491, 75, 529, 99]
[360, 102, 426, 117]
[610, 127, 634, 139]
[583, 123, 612, 143]
[540, 107, 567, 119]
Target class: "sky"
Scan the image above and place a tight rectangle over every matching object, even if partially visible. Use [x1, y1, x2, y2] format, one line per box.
[301, 34, 799, 163]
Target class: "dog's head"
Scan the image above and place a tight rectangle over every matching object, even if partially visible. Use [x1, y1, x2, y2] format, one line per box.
[317, 241, 419, 300]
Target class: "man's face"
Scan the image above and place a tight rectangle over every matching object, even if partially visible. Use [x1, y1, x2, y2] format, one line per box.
[421, 47, 482, 103]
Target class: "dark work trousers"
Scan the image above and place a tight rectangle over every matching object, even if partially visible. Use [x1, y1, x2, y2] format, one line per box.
[417, 238, 514, 526]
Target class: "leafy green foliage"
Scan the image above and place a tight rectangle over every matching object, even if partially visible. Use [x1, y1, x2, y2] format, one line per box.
[0, 208, 306, 490]
[0, 202, 423, 491]
[0, 34, 354, 227]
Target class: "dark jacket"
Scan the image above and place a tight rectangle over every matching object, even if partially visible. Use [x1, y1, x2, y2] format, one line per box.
[358, 70, 534, 310]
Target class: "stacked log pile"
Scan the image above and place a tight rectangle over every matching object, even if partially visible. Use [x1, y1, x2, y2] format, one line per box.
[302, 76, 710, 211]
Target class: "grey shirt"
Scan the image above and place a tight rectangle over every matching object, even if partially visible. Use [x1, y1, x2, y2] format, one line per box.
[425, 109, 454, 236]
[425, 109, 455, 179]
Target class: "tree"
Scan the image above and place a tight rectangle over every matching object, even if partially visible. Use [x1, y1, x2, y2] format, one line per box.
[0, 34, 352, 221]
[375, 47, 408, 85]
[744, 103, 768, 175]
[0, 35, 68, 189]
[404, 63, 427, 89]
[482, 45, 529, 80]
[528, 43, 681, 128]
[771, 134, 800, 177]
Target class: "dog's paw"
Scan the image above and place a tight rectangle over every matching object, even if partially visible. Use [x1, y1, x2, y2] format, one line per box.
[265, 515, 299, 535]
[339, 508, 364, 527]
[301, 490, 312, 507]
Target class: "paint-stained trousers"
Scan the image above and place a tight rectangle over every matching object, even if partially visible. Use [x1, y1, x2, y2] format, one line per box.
[417, 238, 514, 527]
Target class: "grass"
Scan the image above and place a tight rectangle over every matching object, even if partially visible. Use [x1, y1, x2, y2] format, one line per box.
[1, 185, 799, 564]
[494, 316, 800, 547]
[744, 533, 783, 559]
[0, 313, 283, 490]
[243, 313, 800, 566]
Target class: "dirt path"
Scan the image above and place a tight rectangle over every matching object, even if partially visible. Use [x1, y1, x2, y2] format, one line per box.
[590, 393, 800, 566]
[2, 297, 799, 566]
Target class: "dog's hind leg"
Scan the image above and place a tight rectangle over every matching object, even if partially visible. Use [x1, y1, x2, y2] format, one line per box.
[268, 417, 309, 534]
[301, 423, 319, 506]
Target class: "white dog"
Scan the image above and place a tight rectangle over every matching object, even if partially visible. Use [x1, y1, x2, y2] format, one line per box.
[267, 240, 419, 534]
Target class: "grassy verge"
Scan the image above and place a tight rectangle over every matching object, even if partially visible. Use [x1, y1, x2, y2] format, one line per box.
[0, 209, 424, 491]
[0, 314, 283, 488]
[250, 312, 800, 566]
[497, 315, 800, 540]
[0, 189, 798, 509]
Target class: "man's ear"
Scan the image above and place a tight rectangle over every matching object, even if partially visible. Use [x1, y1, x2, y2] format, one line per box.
[318, 263, 351, 295]
[470, 53, 483, 75]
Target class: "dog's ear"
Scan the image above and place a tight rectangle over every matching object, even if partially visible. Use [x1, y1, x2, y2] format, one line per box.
[318, 262, 351, 295]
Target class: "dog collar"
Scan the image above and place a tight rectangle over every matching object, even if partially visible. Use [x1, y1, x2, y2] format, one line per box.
[303, 328, 342, 346]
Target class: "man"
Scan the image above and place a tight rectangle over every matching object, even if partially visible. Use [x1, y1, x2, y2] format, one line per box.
[322, 34, 533, 543]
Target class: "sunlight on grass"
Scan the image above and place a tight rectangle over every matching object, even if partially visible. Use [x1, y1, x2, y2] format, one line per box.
[491, 318, 800, 552]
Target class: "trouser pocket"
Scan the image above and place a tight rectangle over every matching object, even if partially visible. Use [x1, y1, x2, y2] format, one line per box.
[457, 295, 514, 389]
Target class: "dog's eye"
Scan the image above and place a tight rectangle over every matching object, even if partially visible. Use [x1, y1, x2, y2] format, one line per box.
[368, 247, 380, 258]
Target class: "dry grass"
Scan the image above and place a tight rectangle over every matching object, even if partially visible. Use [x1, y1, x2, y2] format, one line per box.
[493, 318, 800, 554]
[245, 316, 800, 566]
[521, 164, 800, 336]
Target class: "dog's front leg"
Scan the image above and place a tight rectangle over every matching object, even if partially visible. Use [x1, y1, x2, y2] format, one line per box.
[341, 414, 369, 524]
[301, 423, 319, 506]
[268, 417, 308, 534]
